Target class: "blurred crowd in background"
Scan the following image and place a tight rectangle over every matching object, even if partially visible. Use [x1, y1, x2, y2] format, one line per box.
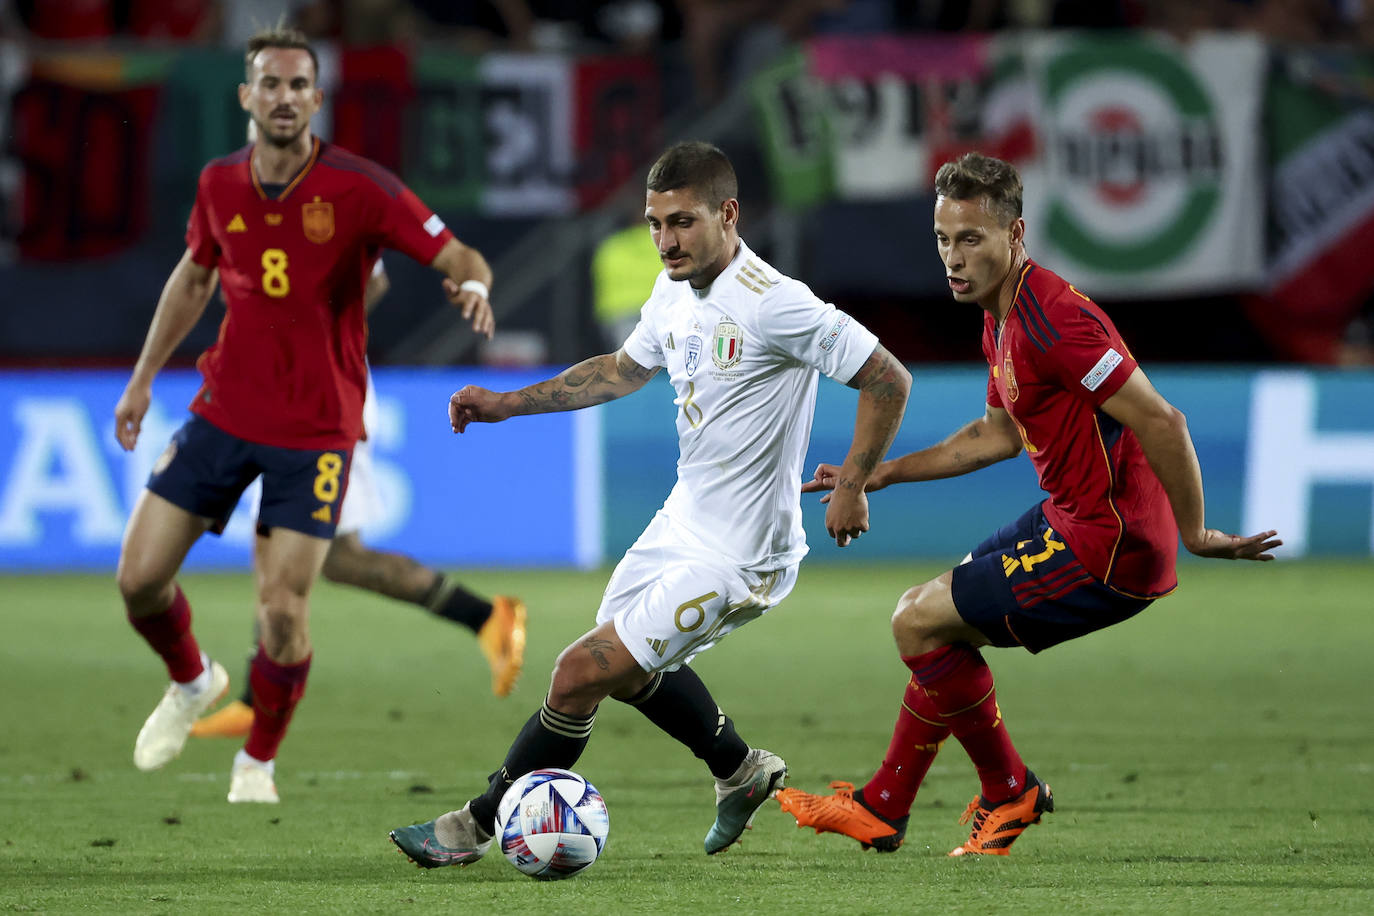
[2, 0, 1374, 369]
[5, 1, 1372, 104]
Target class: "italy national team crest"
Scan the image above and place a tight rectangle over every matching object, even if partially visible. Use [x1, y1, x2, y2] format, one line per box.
[302, 197, 334, 244]
[1003, 352, 1019, 402]
[711, 320, 743, 369]
[685, 334, 703, 376]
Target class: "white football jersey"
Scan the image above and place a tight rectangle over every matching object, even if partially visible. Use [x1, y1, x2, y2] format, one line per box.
[622, 240, 878, 570]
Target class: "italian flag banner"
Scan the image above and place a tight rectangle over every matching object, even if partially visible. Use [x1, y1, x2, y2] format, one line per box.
[752, 31, 1267, 296]
[1244, 47, 1374, 362]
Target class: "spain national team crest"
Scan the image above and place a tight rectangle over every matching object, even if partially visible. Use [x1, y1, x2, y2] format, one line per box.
[1003, 352, 1019, 402]
[711, 320, 743, 369]
[302, 197, 334, 244]
[685, 334, 703, 376]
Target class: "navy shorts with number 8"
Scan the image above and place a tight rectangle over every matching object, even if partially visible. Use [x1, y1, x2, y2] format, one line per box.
[146, 414, 351, 540]
[949, 502, 1152, 654]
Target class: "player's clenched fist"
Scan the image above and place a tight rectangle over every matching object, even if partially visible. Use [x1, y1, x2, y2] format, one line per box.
[449, 385, 514, 433]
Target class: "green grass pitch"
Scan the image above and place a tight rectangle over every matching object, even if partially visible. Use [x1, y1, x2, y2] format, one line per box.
[2, 560, 1372, 914]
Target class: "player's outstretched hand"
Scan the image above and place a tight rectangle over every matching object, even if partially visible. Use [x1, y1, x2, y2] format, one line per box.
[449, 385, 512, 433]
[114, 384, 151, 451]
[442, 278, 496, 339]
[801, 462, 891, 504]
[1186, 529, 1282, 561]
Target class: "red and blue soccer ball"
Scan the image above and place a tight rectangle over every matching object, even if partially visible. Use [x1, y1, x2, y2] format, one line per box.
[496, 768, 610, 880]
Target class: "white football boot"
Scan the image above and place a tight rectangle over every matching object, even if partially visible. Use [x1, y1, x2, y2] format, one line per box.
[227, 749, 280, 804]
[133, 660, 230, 771]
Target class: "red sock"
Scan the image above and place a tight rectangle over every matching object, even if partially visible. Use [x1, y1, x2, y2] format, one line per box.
[127, 585, 204, 683]
[862, 677, 950, 821]
[244, 646, 311, 762]
[903, 644, 1026, 804]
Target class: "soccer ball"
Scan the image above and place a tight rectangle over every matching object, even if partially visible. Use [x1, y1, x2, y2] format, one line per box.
[495, 768, 609, 880]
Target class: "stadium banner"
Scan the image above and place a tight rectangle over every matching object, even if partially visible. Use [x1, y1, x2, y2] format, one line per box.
[603, 368, 1374, 563]
[0, 369, 602, 571]
[1028, 32, 1266, 296]
[0, 45, 661, 261]
[753, 32, 1264, 295]
[1243, 47, 1374, 362]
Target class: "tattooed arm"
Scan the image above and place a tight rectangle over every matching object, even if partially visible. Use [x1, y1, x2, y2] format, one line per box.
[821, 344, 911, 547]
[449, 348, 659, 433]
[804, 401, 1021, 498]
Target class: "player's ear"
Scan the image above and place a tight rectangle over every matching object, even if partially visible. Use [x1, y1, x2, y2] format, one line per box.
[1009, 216, 1025, 247]
[311, 87, 323, 110]
[238, 83, 250, 111]
[720, 198, 739, 230]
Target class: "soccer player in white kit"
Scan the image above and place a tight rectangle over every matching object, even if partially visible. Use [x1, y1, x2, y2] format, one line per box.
[389, 141, 911, 866]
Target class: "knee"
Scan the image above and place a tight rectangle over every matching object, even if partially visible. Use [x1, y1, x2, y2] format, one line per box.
[546, 646, 605, 716]
[891, 583, 942, 653]
[115, 556, 171, 616]
[257, 586, 309, 658]
[320, 536, 358, 584]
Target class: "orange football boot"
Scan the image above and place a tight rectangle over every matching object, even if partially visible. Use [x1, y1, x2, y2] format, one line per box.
[478, 596, 527, 698]
[949, 769, 1054, 857]
[776, 781, 908, 852]
[189, 699, 254, 738]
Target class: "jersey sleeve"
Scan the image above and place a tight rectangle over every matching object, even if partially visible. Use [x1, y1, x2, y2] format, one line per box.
[184, 169, 220, 268]
[373, 183, 454, 266]
[764, 280, 878, 383]
[1041, 300, 1138, 406]
[621, 279, 665, 369]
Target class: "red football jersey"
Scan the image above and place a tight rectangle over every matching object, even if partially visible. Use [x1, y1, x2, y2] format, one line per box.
[184, 138, 453, 449]
[982, 260, 1178, 598]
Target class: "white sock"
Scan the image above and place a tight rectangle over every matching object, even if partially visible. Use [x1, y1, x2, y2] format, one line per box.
[178, 653, 214, 693]
[234, 748, 274, 775]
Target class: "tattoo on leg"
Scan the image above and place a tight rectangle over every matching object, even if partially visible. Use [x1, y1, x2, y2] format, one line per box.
[583, 637, 615, 670]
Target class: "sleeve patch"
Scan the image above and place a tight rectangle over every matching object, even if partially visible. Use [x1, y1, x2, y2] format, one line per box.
[818, 313, 850, 352]
[1081, 348, 1124, 392]
[422, 214, 445, 237]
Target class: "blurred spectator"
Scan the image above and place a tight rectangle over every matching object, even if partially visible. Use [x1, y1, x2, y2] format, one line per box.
[339, 0, 423, 43]
[12, 0, 116, 40]
[1228, 0, 1339, 41]
[128, 0, 221, 42]
[410, 0, 536, 49]
[592, 207, 664, 349]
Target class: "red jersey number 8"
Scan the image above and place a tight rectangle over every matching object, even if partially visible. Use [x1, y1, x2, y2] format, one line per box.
[262, 248, 290, 298]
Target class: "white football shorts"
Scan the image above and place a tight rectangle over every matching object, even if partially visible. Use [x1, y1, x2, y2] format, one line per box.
[596, 511, 799, 673]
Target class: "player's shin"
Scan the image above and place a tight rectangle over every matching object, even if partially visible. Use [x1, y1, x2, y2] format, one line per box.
[127, 584, 205, 683]
[243, 646, 311, 762]
[618, 668, 748, 779]
[467, 700, 596, 831]
[863, 677, 950, 820]
[904, 644, 1025, 804]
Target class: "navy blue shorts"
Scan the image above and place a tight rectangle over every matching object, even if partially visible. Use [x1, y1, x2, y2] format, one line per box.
[949, 502, 1152, 654]
[146, 414, 351, 540]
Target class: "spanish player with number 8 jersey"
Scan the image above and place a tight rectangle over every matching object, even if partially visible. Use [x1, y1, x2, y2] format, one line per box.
[112, 26, 496, 804]
[777, 153, 1281, 859]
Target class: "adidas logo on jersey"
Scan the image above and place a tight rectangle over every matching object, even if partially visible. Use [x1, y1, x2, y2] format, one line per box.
[645, 637, 669, 657]
[227, 214, 246, 232]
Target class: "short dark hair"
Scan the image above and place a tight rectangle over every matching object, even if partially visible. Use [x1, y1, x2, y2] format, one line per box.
[244, 25, 319, 84]
[646, 142, 738, 210]
[934, 152, 1023, 226]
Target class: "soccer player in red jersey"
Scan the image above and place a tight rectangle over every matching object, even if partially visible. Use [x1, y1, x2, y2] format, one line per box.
[777, 152, 1282, 856]
[112, 26, 496, 803]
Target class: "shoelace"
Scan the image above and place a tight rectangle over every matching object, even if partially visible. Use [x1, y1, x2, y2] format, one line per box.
[958, 797, 986, 831]
[827, 781, 857, 799]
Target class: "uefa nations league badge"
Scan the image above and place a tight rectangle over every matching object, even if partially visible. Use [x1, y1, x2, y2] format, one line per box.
[685, 335, 703, 376]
